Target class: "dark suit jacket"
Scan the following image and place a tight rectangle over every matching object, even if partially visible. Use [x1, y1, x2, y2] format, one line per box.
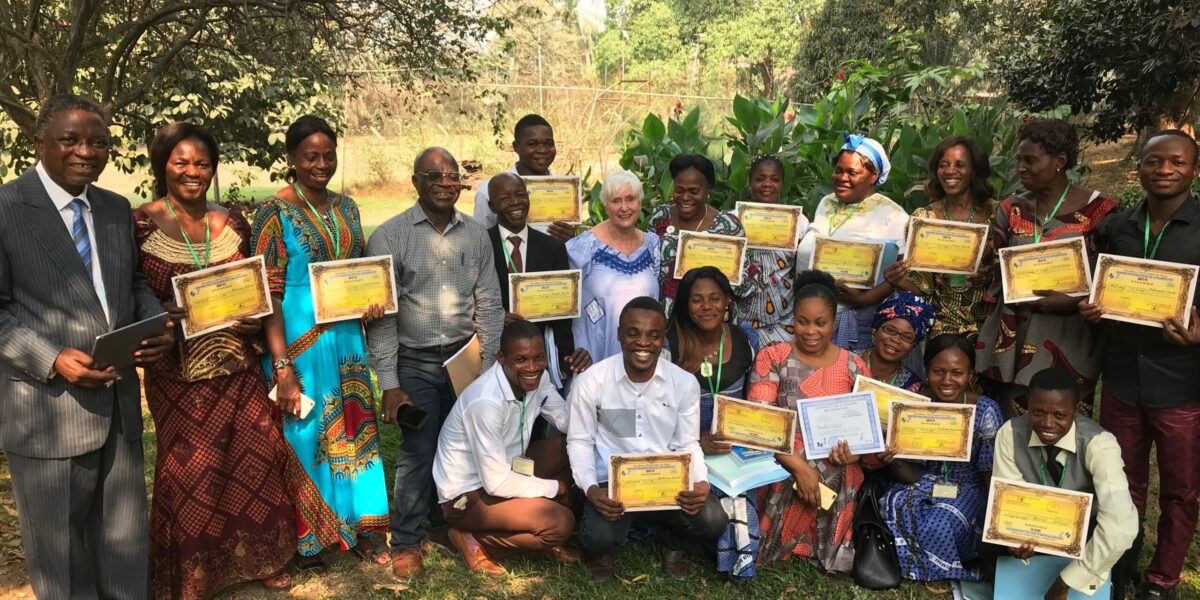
[488, 225, 575, 372]
[0, 168, 162, 458]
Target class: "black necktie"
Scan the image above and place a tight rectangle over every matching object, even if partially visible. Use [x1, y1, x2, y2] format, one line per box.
[1044, 446, 1064, 485]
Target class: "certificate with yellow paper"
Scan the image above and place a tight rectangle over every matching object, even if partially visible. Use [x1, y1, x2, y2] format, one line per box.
[983, 477, 1093, 559]
[886, 400, 975, 462]
[522, 175, 582, 224]
[608, 452, 692, 512]
[905, 216, 989, 275]
[808, 237, 884, 289]
[712, 394, 796, 454]
[172, 256, 273, 339]
[309, 256, 398, 324]
[509, 269, 582, 322]
[1089, 254, 1198, 329]
[998, 237, 1092, 303]
[736, 202, 807, 251]
[674, 230, 747, 285]
[853, 374, 929, 424]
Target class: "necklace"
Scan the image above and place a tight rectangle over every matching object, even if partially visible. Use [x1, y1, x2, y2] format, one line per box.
[700, 324, 726, 380]
[676, 204, 710, 232]
[864, 350, 900, 386]
[943, 199, 977, 288]
[164, 198, 211, 270]
[1032, 184, 1070, 244]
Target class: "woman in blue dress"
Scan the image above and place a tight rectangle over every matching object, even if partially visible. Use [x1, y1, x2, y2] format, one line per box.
[878, 334, 1003, 588]
[567, 170, 660, 362]
[251, 115, 389, 574]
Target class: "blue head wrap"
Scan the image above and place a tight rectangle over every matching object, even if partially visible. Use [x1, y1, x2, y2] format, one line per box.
[872, 292, 936, 342]
[840, 133, 892, 187]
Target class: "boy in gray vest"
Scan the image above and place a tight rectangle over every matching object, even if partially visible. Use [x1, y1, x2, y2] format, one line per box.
[990, 368, 1138, 599]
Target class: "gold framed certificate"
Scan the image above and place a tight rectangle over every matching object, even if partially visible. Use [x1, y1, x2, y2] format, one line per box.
[998, 237, 1092, 303]
[171, 256, 273, 339]
[853, 374, 929, 424]
[508, 269, 582, 322]
[983, 477, 1093, 559]
[808, 237, 884, 289]
[736, 202, 807, 251]
[904, 216, 989, 275]
[1090, 254, 1198, 329]
[674, 230, 747, 285]
[711, 394, 797, 454]
[608, 452, 692, 512]
[309, 256, 399, 325]
[523, 175, 582, 224]
[886, 401, 975, 462]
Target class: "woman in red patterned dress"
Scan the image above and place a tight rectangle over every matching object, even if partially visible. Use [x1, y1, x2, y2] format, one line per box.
[134, 123, 294, 598]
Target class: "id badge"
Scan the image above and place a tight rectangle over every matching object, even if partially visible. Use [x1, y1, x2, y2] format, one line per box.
[512, 456, 535, 476]
[585, 299, 604, 324]
[932, 482, 958, 499]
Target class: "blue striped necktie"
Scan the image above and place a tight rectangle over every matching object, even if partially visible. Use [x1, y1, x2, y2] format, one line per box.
[69, 198, 93, 281]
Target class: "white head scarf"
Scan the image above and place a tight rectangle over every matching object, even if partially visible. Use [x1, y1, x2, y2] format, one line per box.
[840, 133, 891, 187]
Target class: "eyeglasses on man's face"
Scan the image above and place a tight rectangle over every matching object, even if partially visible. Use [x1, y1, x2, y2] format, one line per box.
[420, 170, 463, 184]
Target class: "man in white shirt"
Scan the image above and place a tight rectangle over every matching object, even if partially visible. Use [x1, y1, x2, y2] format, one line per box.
[472, 114, 574, 242]
[433, 319, 581, 575]
[989, 368, 1138, 599]
[567, 296, 728, 582]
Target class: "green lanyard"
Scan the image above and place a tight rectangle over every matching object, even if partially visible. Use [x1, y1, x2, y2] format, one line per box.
[941, 392, 969, 482]
[1038, 447, 1069, 488]
[518, 394, 530, 455]
[866, 352, 900, 386]
[1032, 184, 1070, 244]
[827, 201, 862, 237]
[704, 329, 725, 396]
[164, 198, 211, 270]
[295, 183, 341, 259]
[502, 235, 521, 273]
[943, 199, 976, 225]
[1144, 218, 1170, 260]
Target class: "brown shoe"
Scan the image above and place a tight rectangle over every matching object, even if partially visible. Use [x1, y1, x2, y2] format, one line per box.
[448, 528, 506, 575]
[585, 554, 614, 582]
[390, 547, 425, 579]
[661, 549, 688, 579]
[545, 545, 582, 564]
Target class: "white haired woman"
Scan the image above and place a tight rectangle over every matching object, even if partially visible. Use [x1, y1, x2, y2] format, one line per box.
[567, 170, 662, 361]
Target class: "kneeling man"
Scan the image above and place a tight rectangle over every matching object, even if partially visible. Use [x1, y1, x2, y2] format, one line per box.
[433, 319, 580, 574]
[567, 296, 728, 582]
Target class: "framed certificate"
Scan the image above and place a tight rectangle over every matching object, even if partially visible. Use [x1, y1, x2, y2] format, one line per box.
[998, 237, 1092, 303]
[674, 230, 748, 285]
[886, 401, 976, 462]
[983, 477, 1093, 560]
[711, 394, 797, 454]
[853, 374, 929, 424]
[1089, 254, 1199, 329]
[736, 202, 806, 251]
[508, 269, 582, 322]
[794, 392, 885, 460]
[523, 175, 582, 224]
[171, 256, 273, 339]
[608, 452, 692, 512]
[904, 216, 989, 275]
[808, 237, 884, 289]
[309, 256, 399, 324]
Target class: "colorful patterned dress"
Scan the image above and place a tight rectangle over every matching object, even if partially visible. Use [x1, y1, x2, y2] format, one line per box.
[879, 396, 1002, 582]
[905, 206, 995, 341]
[737, 248, 800, 347]
[975, 192, 1119, 413]
[134, 209, 294, 599]
[250, 194, 389, 556]
[647, 204, 753, 318]
[747, 343, 869, 572]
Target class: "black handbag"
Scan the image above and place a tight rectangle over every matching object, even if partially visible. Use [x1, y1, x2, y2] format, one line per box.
[852, 477, 902, 590]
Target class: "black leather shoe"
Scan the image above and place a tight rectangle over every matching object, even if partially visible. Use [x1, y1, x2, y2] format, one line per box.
[1139, 583, 1173, 600]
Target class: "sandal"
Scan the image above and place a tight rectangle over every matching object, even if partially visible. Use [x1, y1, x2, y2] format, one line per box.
[260, 567, 292, 590]
[352, 535, 392, 566]
[295, 553, 327, 577]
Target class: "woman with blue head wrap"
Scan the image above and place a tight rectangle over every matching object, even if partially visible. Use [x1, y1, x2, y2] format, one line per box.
[795, 133, 911, 353]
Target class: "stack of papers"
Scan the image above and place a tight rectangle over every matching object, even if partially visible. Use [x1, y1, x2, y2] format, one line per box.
[707, 446, 789, 497]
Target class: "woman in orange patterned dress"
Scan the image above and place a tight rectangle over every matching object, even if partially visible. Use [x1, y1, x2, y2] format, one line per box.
[746, 270, 872, 573]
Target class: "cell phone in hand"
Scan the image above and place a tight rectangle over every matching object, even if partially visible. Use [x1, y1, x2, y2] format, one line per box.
[396, 404, 429, 430]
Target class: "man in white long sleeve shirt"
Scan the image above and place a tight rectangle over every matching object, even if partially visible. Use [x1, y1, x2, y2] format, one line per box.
[433, 320, 582, 574]
[989, 368, 1138, 599]
[567, 296, 728, 582]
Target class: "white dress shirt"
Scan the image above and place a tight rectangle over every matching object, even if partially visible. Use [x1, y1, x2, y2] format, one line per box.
[497, 223, 529, 272]
[994, 422, 1139, 596]
[566, 354, 705, 492]
[36, 162, 109, 323]
[433, 362, 569, 503]
[473, 163, 553, 233]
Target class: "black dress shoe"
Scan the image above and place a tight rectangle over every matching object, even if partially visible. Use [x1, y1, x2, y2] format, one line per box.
[586, 554, 614, 582]
[1139, 583, 1173, 600]
[660, 549, 689, 579]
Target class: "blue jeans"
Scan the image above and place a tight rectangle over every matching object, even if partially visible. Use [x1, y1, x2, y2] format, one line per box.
[388, 348, 460, 549]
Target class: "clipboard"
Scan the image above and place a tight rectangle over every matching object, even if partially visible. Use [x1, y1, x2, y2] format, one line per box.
[91, 313, 170, 369]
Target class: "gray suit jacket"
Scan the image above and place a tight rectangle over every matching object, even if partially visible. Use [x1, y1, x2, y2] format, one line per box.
[0, 168, 161, 458]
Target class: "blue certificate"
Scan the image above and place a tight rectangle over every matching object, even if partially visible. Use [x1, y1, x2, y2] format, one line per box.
[794, 392, 885, 459]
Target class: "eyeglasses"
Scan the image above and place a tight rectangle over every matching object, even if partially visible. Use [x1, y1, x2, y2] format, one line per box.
[879, 323, 916, 345]
[420, 171, 463, 184]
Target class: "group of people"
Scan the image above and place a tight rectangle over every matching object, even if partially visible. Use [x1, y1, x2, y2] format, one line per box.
[0, 92, 1196, 600]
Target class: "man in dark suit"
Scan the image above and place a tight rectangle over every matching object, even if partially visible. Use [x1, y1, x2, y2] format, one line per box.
[0, 95, 174, 599]
[486, 173, 590, 387]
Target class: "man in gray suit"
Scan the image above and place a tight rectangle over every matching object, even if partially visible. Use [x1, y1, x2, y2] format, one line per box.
[0, 95, 174, 599]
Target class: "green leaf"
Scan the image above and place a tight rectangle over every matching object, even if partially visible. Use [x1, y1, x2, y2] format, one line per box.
[642, 114, 666, 144]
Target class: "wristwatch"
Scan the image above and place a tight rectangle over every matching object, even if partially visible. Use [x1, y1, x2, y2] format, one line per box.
[273, 358, 294, 372]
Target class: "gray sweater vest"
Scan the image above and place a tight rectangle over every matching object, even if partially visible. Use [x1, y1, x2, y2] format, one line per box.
[1009, 414, 1105, 519]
